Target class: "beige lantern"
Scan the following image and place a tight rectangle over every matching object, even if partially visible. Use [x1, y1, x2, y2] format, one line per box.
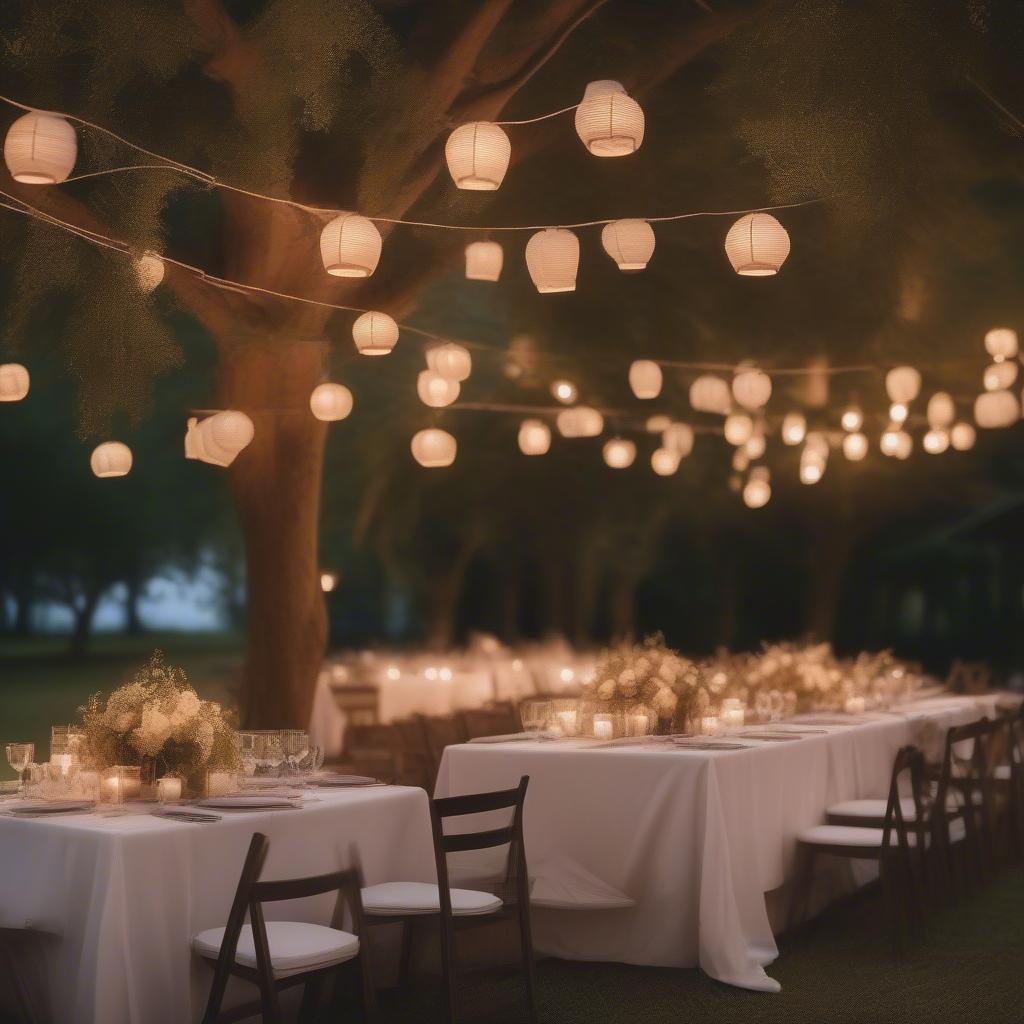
[552, 380, 577, 404]
[556, 406, 603, 438]
[629, 360, 662, 400]
[518, 419, 551, 456]
[352, 311, 398, 356]
[427, 343, 472, 382]
[663, 422, 694, 457]
[320, 572, 338, 593]
[445, 122, 511, 191]
[975, 389, 1019, 428]
[601, 219, 655, 270]
[805, 431, 830, 459]
[842, 431, 868, 461]
[574, 81, 644, 156]
[781, 411, 806, 446]
[745, 430, 766, 460]
[411, 428, 456, 468]
[90, 441, 132, 478]
[309, 383, 353, 422]
[923, 429, 949, 455]
[320, 212, 382, 277]
[743, 472, 771, 509]
[646, 414, 671, 433]
[926, 392, 955, 428]
[0, 363, 30, 402]
[840, 406, 863, 432]
[731, 366, 772, 410]
[984, 361, 1018, 392]
[889, 402, 908, 424]
[689, 375, 731, 415]
[525, 228, 579, 293]
[880, 427, 901, 457]
[134, 251, 165, 293]
[885, 365, 921, 404]
[799, 449, 826, 485]
[950, 421, 976, 451]
[731, 447, 750, 473]
[185, 411, 254, 467]
[724, 412, 754, 446]
[984, 327, 1018, 361]
[893, 431, 913, 459]
[417, 370, 460, 408]
[603, 438, 636, 469]
[724, 213, 791, 276]
[465, 241, 503, 281]
[4, 111, 77, 184]
[651, 447, 680, 476]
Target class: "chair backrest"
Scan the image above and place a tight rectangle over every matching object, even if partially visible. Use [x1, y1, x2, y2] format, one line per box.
[332, 685, 380, 726]
[393, 717, 434, 789]
[343, 723, 400, 781]
[460, 705, 520, 739]
[933, 717, 1000, 834]
[880, 745, 927, 853]
[422, 715, 468, 778]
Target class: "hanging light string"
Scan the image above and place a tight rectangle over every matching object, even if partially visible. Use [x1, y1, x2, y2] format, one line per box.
[492, 103, 579, 126]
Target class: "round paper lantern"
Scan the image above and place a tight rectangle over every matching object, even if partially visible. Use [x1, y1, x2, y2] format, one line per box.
[975, 389, 1019, 428]
[320, 213, 382, 277]
[134, 251, 165, 293]
[309, 383, 353, 421]
[411, 428, 456, 468]
[731, 447, 749, 473]
[352, 311, 398, 356]
[743, 475, 771, 509]
[207, 411, 255, 465]
[731, 366, 772, 410]
[781, 411, 806, 446]
[445, 122, 511, 191]
[885, 366, 921, 404]
[689, 375, 731, 415]
[525, 229, 579, 293]
[663, 422, 694, 457]
[805, 431, 830, 459]
[950, 422, 976, 451]
[601, 220, 655, 270]
[880, 428, 901, 457]
[603, 438, 636, 469]
[888, 402, 908, 424]
[4, 111, 76, 184]
[427, 343, 472, 382]
[552, 380, 577, 404]
[799, 450, 825, 485]
[629, 360, 662, 399]
[0, 363, 29, 402]
[923, 429, 949, 455]
[574, 81, 644, 157]
[843, 432, 868, 461]
[724, 412, 753, 446]
[926, 392, 955, 428]
[880, 429, 912, 459]
[556, 406, 603, 438]
[518, 419, 551, 456]
[465, 241, 503, 281]
[646, 414, 671, 433]
[417, 370, 460, 408]
[320, 572, 338, 593]
[985, 327, 1018, 361]
[745, 431, 766, 460]
[651, 447, 680, 476]
[840, 406, 863, 432]
[984, 361, 1018, 392]
[90, 441, 132, 478]
[724, 213, 790, 276]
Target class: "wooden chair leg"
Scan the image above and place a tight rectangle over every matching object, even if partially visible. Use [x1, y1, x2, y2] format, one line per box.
[518, 906, 539, 1024]
[398, 917, 415, 988]
[787, 845, 815, 931]
[358, 945, 379, 1020]
[298, 973, 326, 1024]
[439, 923, 459, 1024]
[880, 856, 905, 956]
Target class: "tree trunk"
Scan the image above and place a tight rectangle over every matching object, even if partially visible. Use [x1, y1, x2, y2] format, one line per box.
[805, 527, 857, 645]
[608, 572, 640, 642]
[69, 589, 101, 656]
[124, 574, 145, 636]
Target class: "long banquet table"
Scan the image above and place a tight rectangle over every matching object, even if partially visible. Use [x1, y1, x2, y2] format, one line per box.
[435, 694, 1006, 992]
[0, 785, 436, 1024]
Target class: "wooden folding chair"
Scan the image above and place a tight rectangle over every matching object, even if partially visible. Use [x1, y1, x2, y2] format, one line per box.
[422, 715, 469, 785]
[460, 704, 521, 740]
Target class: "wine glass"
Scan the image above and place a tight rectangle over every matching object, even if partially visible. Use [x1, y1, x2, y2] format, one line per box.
[301, 744, 325, 801]
[6, 743, 34, 796]
[519, 700, 551, 734]
[255, 732, 284, 777]
[281, 730, 310, 776]
[234, 731, 259, 780]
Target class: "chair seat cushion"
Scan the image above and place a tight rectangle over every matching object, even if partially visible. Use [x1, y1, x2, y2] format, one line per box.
[827, 798, 917, 821]
[192, 921, 359, 979]
[799, 825, 888, 848]
[995, 764, 1012, 782]
[361, 881, 502, 917]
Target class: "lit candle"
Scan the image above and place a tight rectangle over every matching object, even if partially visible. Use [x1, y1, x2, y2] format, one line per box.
[844, 696, 866, 715]
[101, 773, 123, 805]
[593, 716, 614, 740]
[206, 771, 235, 797]
[156, 777, 182, 803]
[627, 714, 649, 738]
[555, 710, 578, 736]
[52, 753, 74, 776]
[701, 715, 720, 737]
[721, 700, 745, 729]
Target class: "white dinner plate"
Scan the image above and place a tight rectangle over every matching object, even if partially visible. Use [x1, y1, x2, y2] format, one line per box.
[196, 795, 297, 809]
[8, 800, 94, 815]
[314, 774, 380, 787]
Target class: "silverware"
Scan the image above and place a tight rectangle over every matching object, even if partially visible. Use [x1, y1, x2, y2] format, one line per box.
[155, 810, 222, 823]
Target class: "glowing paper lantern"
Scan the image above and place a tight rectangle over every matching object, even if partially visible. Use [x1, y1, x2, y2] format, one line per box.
[984, 361, 1018, 392]
[745, 431, 766, 460]
[731, 366, 772, 410]
[0, 363, 30, 401]
[781, 411, 806, 446]
[743, 473, 771, 509]
[417, 370, 460, 408]
[985, 327, 1018, 361]
[843, 432, 868, 461]
[601, 220, 655, 270]
[629, 360, 662, 399]
[646, 414, 671, 433]
[525, 229, 579, 293]
[556, 406, 603, 438]
[185, 411, 254, 467]
[427, 343, 472, 382]
[4, 111, 76, 184]
[689, 375, 731, 415]
[923, 429, 949, 454]
[724, 413, 753, 446]
[974, 389, 1019, 428]
[352, 311, 398, 356]
[90, 441, 132, 478]
[320, 213, 382, 278]
[411, 428, 456, 467]
[574, 81, 644, 157]
[840, 406, 863, 432]
[731, 448, 749, 473]
[320, 572, 338, 593]
[805, 431, 829, 459]
[465, 241, 503, 281]
[134, 251, 165, 293]
[445, 122, 511, 191]
[885, 366, 921, 404]
[651, 447, 680, 476]
[518, 419, 551, 456]
[662, 422, 694, 457]
[309, 383, 353, 421]
[799, 449, 825, 485]
[950, 422, 976, 451]
[552, 380, 577, 404]
[603, 438, 636, 469]
[881, 428, 912, 459]
[724, 213, 790, 276]
[926, 392, 955, 428]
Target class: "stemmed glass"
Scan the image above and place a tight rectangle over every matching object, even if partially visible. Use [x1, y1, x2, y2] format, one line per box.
[519, 700, 551, 735]
[234, 731, 259, 780]
[6, 743, 35, 796]
[254, 733, 284, 777]
[301, 744, 325, 801]
[281, 730, 310, 777]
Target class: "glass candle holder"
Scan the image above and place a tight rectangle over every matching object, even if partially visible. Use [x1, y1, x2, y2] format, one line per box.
[101, 766, 141, 805]
[844, 696, 866, 715]
[156, 776, 183, 803]
[550, 699, 580, 737]
[205, 770, 236, 797]
[625, 710, 652, 738]
[720, 699, 745, 730]
[519, 699, 551, 733]
[592, 714, 616, 740]
[50, 725, 84, 775]
[700, 715, 721, 737]
[77, 770, 100, 802]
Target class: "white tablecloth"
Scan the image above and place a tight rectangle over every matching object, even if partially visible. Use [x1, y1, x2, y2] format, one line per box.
[435, 694, 1003, 992]
[0, 786, 435, 1024]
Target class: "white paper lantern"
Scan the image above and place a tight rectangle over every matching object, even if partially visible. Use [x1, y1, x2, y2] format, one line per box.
[923, 429, 949, 454]
[724, 213, 791, 276]
[556, 406, 603, 438]
[799, 449, 825, 485]
[445, 122, 511, 191]
[732, 367, 772, 410]
[525, 228, 579, 293]
[840, 406, 863, 432]
[417, 370, 460, 408]
[4, 111, 76, 184]
[984, 361, 1018, 392]
[781, 411, 806, 446]
[880, 429, 912, 459]
[984, 327, 1018, 361]
[518, 419, 551, 456]
[950, 422, 976, 451]
[885, 366, 921, 404]
[411, 428, 456, 468]
[320, 213, 382, 278]
[889, 402, 908, 424]
[0, 363, 30, 402]
[552, 380, 577, 404]
[629, 360, 662, 399]
[601, 220, 655, 270]
[689, 375, 731, 415]
[465, 241, 503, 281]
[309, 383, 353, 421]
[843, 432, 868, 461]
[724, 412, 753, 446]
[603, 438, 636, 469]
[926, 392, 955, 428]
[743, 475, 771, 509]
[745, 431, 766, 460]
[974, 389, 1019, 428]
[352, 311, 398, 356]
[134, 251, 165, 293]
[90, 441, 132, 478]
[646, 414, 671, 433]
[662, 422, 694, 457]
[574, 81, 644, 157]
[804, 431, 830, 459]
[185, 411, 254, 467]
[731, 447, 749, 473]
[651, 447, 680, 476]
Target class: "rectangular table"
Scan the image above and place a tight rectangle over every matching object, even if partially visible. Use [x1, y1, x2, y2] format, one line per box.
[435, 694, 1005, 992]
[0, 786, 435, 1024]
